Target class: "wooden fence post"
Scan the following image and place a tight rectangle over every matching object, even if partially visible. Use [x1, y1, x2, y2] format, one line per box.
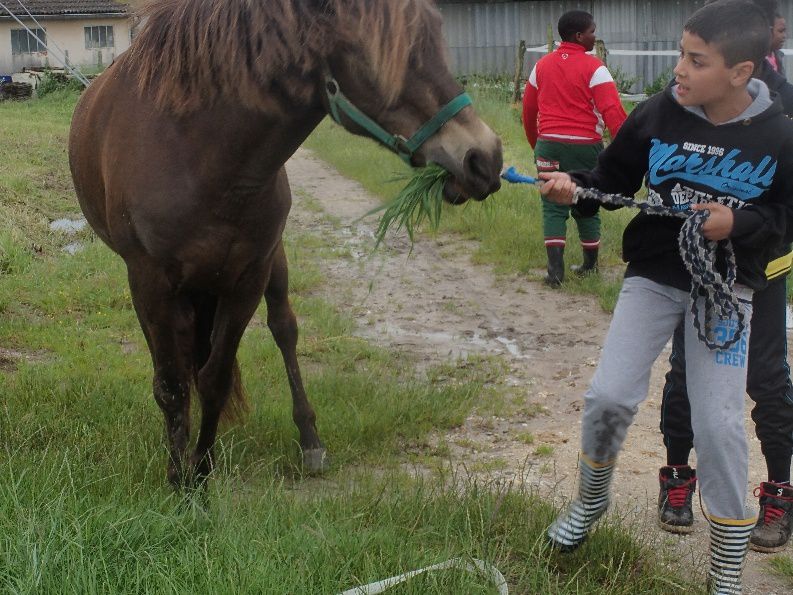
[512, 39, 526, 104]
[595, 39, 608, 66]
[546, 23, 554, 54]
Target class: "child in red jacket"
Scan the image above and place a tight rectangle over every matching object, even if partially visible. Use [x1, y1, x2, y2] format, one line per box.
[522, 10, 626, 285]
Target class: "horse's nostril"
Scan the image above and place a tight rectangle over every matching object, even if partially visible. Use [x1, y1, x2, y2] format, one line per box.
[464, 147, 490, 183]
[463, 147, 500, 199]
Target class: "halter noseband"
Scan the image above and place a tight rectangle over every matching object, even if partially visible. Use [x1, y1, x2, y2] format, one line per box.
[324, 75, 472, 165]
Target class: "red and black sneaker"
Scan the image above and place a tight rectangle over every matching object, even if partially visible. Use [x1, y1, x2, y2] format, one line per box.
[658, 465, 697, 534]
[749, 482, 793, 553]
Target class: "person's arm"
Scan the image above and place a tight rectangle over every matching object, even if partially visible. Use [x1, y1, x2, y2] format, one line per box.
[729, 135, 793, 249]
[538, 171, 576, 203]
[590, 65, 628, 137]
[564, 102, 651, 216]
[522, 66, 539, 148]
[692, 203, 733, 240]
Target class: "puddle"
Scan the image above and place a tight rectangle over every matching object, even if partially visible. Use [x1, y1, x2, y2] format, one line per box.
[50, 217, 87, 234]
[62, 242, 84, 255]
[368, 324, 527, 360]
[495, 336, 522, 357]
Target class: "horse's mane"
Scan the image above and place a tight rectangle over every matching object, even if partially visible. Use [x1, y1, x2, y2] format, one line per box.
[128, 0, 440, 114]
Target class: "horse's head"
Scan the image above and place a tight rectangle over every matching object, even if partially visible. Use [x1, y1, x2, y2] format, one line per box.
[321, 0, 502, 203]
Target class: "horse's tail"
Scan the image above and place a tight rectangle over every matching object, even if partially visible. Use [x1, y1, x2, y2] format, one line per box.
[192, 295, 250, 424]
[221, 359, 249, 423]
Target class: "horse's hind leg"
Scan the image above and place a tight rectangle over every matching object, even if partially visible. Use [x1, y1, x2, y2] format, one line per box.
[265, 243, 328, 473]
[190, 272, 266, 484]
[127, 262, 194, 487]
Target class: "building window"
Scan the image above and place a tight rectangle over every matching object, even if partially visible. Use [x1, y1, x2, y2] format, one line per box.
[11, 28, 46, 55]
[84, 25, 114, 49]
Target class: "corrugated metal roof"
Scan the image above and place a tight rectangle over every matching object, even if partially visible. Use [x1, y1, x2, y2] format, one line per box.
[0, 1, 129, 16]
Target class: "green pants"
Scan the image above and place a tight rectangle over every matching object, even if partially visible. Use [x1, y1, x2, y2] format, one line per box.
[535, 139, 602, 246]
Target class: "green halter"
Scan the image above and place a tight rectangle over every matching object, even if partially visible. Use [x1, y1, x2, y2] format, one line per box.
[324, 76, 472, 165]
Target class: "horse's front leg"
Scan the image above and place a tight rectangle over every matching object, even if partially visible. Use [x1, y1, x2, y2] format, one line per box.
[265, 244, 328, 473]
[128, 262, 194, 487]
[153, 372, 192, 486]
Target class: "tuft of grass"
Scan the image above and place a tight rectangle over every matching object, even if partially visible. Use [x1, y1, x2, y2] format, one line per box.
[515, 432, 535, 445]
[769, 555, 793, 583]
[534, 444, 554, 457]
[368, 163, 450, 247]
[0, 230, 33, 275]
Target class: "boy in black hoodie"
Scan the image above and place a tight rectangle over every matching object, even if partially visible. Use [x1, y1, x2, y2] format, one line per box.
[539, 1, 793, 592]
[657, 0, 793, 555]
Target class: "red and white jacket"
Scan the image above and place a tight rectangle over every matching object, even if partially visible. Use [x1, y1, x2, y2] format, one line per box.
[522, 42, 627, 148]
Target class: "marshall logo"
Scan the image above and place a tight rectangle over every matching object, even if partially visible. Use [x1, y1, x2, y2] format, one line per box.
[672, 468, 679, 479]
[649, 139, 776, 200]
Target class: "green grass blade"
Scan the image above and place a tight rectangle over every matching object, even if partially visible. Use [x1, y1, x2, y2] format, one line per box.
[371, 163, 450, 248]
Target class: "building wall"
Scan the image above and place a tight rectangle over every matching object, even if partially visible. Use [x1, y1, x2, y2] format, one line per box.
[437, 1, 793, 91]
[0, 16, 132, 76]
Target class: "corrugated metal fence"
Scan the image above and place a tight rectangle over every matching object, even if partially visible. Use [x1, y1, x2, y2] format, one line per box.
[438, 1, 793, 93]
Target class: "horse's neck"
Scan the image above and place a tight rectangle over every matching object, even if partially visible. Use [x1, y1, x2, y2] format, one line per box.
[267, 108, 328, 166]
[208, 100, 326, 179]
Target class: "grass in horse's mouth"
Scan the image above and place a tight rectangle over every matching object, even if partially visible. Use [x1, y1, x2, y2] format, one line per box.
[371, 163, 450, 248]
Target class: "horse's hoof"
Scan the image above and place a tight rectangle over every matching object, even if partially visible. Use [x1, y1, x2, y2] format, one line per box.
[302, 448, 330, 474]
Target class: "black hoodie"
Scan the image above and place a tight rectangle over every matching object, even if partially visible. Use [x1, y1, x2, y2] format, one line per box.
[757, 59, 793, 116]
[572, 81, 793, 292]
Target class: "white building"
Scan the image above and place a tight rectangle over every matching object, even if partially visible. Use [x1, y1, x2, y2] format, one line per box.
[0, 0, 132, 77]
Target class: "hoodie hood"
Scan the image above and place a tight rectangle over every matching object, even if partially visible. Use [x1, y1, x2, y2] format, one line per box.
[668, 78, 778, 124]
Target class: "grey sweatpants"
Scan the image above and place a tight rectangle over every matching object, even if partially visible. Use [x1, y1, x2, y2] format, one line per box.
[582, 276, 754, 520]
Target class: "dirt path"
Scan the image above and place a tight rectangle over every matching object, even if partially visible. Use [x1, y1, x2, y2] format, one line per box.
[284, 148, 791, 594]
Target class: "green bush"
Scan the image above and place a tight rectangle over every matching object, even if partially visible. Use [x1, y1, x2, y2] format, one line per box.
[36, 71, 84, 98]
[643, 67, 674, 96]
[610, 65, 639, 94]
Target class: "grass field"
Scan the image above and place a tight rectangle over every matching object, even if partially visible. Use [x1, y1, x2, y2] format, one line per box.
[0, 84, 734, 593]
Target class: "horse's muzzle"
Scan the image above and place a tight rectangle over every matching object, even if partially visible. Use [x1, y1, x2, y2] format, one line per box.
[443, 146, 502, 203]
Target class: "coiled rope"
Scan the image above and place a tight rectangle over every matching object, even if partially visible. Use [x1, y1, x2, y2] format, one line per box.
[501, 167, 746, 350]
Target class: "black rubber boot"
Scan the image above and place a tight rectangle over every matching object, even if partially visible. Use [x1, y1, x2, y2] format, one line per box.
[545, 245, 564, 287]
[571, 248, 599, 276]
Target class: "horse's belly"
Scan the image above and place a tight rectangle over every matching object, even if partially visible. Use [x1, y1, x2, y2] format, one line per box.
[131, 217, 283, 293]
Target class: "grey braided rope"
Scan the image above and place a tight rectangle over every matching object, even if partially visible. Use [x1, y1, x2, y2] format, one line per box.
[574, 187, 746, 351]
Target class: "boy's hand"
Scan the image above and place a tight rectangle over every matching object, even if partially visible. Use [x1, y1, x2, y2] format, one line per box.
[691, 203, 734, 240]
[538, 172, 576, 205]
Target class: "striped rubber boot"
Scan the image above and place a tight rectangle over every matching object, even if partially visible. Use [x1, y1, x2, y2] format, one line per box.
[707, 516, 756, 594]
[547, 456, 614, 551]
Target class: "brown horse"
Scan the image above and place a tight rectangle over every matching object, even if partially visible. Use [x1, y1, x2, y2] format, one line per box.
[68, 0, 502, 487]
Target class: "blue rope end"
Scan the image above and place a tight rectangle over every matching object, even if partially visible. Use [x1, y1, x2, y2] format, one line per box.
[501, 166, 540, 185]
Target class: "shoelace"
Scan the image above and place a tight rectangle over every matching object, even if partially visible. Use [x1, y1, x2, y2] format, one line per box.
[753, 484, 793, 524]
[762, 504, 786, 524]
[666, 478, 696, 508]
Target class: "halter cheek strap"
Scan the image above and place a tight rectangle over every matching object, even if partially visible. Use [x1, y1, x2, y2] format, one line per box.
[324, 75, 472, 165]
